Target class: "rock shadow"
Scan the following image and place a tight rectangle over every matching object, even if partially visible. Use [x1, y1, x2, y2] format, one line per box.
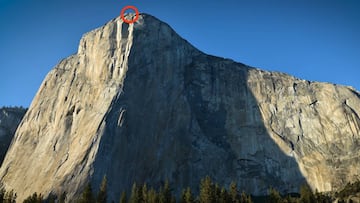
[90, 22, 308, 200]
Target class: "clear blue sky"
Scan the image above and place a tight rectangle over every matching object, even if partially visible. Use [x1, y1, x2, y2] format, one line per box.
[0, 0, 359, 107]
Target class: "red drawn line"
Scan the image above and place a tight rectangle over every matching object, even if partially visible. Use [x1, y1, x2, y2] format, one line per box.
[120, 5, 140, 24]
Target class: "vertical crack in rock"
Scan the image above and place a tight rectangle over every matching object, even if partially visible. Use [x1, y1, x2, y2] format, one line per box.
[343, 101, 360, 137]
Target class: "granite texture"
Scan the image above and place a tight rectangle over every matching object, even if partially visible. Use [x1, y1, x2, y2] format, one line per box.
[0, 14, 359, 202]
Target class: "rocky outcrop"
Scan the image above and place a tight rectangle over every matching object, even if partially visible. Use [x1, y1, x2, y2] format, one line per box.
[0, 14, 359, 202]
[0, 107, 26, 166]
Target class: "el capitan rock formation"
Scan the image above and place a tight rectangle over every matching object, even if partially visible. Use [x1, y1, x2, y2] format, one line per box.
[0, 14, 360, 202]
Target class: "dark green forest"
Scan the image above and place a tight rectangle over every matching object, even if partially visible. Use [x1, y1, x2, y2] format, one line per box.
[1, 176, 360, 203]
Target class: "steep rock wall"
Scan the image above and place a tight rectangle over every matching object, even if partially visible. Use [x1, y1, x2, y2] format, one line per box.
[0, 14, 359, 202]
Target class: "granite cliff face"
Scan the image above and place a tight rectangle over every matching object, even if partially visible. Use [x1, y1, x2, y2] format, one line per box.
[0, 14, 360, 202]
[0, 107, 26, 166]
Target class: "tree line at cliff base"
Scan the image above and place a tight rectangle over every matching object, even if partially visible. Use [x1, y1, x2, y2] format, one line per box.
[1, 176, 360, 203]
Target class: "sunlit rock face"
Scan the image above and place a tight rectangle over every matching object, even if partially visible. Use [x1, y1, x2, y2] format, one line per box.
[0, 107, 26, 166]
[0, 14, 359, 202]
[247, 70, 360, 192]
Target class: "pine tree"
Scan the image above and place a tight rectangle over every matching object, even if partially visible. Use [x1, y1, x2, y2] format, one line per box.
[147, 188, 158, 203]
[159, 180, 171, 203]
[23, 192, 43, 203]
[180, 189, 186, 203]
[78, 183, 95, 203]
[283, 195, 294, 203]
[299, 184, 315, 203]
[199, 176, 215, 203]
[4, 189, 16, 203]
[0, 188, 5, 203]
[97, 176, 107, 203]
[214, 184, 221, 202]
[219, 187, 229, 203]
[268, 187, 282, 203]
[129, 183, 140, 203]
[314, 190, 331, 203]
[142, 183, 148, 202]
[59, 192, 67, 203]
[229, 181, 239, 203]
[119, 191, 127, 203]
[185, 187, 194, 203]
[164, 180, 172, 203]
[240, 191, 252, 203]
[159, 188, 165, 203]
[181, 187, 194, 203]
[47, 193, 56, 203]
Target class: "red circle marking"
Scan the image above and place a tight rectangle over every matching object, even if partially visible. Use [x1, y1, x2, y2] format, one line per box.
[120, 6, 140, 24]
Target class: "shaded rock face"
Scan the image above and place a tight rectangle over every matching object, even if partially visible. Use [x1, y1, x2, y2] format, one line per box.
[0, 14, 360, 202]
[0, 107, 26, 166]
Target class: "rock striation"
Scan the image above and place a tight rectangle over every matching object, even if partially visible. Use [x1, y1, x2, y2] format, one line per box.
[0, 107, 26, 166]
[0, 14, 360, 202]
